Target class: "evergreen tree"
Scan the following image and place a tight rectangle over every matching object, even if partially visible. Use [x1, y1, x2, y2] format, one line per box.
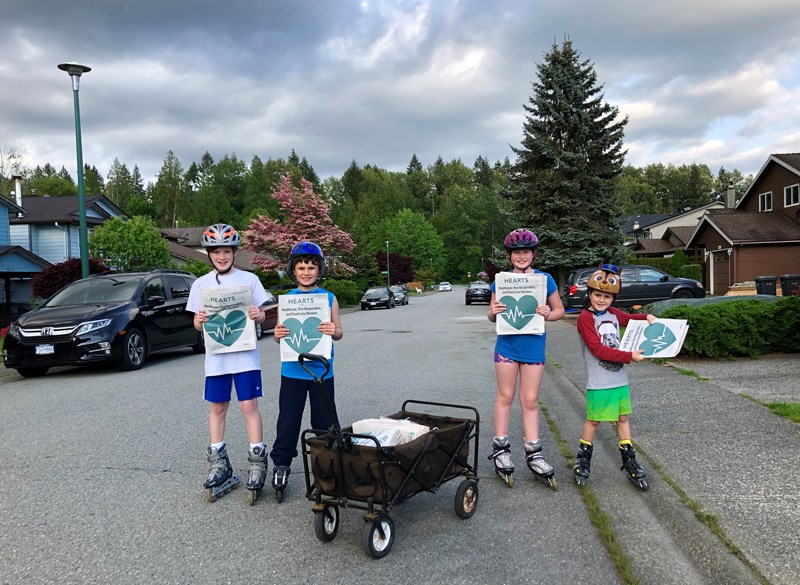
[84, 164, 105, 195]
[510, 39, 627, 284]
[298, 156, 321, 192]
[151, 150, 186, 227]
[131, 165, 146, 198]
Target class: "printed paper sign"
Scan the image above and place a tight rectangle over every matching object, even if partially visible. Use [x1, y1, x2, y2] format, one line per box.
[494, 272, 547, 335]
[200, 285, 257, 354]
[619, 318, 689, 358]
[278, 293, 332, 361]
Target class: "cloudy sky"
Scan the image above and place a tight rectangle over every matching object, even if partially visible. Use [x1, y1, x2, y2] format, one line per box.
[3, 0, 800, 187]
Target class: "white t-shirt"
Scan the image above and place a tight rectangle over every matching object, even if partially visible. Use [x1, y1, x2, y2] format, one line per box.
[187, 268, 269, 377]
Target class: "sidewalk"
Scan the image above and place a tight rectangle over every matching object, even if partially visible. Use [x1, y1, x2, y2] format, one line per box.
[541, 318, 799, 585]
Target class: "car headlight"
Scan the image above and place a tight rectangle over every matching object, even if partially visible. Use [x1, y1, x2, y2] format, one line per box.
[75, 318, 112, 336]
[380, 296, 389, 301]
[8, 321, 21, 338]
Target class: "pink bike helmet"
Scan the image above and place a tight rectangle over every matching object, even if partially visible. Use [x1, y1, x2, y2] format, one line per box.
[503, 229, 539, 252]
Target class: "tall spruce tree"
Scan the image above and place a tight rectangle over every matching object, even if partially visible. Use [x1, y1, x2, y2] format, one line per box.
[510, 39, 627, 284]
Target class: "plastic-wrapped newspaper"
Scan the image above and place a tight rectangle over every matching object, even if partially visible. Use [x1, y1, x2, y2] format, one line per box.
[351, 417, 430, 444]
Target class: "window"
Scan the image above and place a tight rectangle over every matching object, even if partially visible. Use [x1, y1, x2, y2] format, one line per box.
[785, 184, 799, 207]
[759, 192, 772, 212]
[638, 267, 665, 282]
[165, 275, 190, 299]
[142, 278, 166, 303]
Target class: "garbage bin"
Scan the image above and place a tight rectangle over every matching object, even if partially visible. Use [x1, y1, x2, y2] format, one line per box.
[779, 274, 800, 297]
[754, 275, 777, 295]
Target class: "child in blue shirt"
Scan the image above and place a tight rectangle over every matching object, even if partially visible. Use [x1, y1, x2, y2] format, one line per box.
[487, 229, 564, 489]
[270, 241, 343, 500]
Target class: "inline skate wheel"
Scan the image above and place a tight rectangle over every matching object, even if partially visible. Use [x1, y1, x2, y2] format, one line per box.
[546, 476, 558, 491]
[205, 488, 215, 503]
[247, 489, 257, 506]
[275, 489, 284, 503]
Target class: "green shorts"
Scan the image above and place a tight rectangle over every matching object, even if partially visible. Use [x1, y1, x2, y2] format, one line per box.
[586, 385, 632, 421]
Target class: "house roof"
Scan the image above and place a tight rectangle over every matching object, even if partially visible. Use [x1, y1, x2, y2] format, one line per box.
[665, 226, 695, 244]
[160, 226, 276, 271]
[631, 239, 674, 254]
[738, 153, 800, 209]
[0, 195, 25, 215]
[620, 213, 674, 234]
[0, 245, 52, 273]
[634, 201, 723, 232]
[685, 208, 800, 247]
[631, 226, 695, 255]
[9, 195, 127, 225]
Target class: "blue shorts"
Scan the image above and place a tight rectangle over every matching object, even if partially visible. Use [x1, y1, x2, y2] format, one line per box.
[204, 370, 263, 403]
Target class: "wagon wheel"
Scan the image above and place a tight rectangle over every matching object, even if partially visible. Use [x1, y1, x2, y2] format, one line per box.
[454, 479, 479, 519]
[314, 505, 339, 542]
[361, 514, 394, 558]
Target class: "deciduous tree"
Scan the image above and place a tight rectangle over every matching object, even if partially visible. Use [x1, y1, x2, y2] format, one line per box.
[244, 175, 356, 276]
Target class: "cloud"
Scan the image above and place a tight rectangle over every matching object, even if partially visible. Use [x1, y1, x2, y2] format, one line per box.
[2, 0, 800, 187]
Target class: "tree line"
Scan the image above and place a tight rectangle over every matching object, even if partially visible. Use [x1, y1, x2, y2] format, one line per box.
[1, 39, 754, 287]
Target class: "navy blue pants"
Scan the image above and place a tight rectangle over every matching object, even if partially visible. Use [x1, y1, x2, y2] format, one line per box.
[270, 375, 339, 468]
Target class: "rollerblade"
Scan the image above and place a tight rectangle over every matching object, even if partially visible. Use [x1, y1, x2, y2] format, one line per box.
[204, 444, 241, 502]
[246, 445, 268, 506]
[488, 435, 514, 487]
[619, 441, 649, 491]
[525, 440, 557, 491]
[573, 440, 593, 487]
[272, 465, 290, 503]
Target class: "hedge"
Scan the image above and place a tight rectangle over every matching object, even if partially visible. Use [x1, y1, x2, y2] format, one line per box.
[659, 295, 800, 358]
[323, 279, 363, 306]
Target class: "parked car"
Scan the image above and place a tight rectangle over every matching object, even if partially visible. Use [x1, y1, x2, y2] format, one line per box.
[390, 285, 408, 305]
[561, 265, 706, 309]
[465, 282, 492, 305]
[3, 269, 203, 377]
[0, 302, 31, 329]
[438, 282, 452, 292]
[361, 286, 395, 310]
[255, 290, 279, 339]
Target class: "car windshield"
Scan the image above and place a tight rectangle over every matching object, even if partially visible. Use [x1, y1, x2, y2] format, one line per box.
[365, 287, 388, 295]
[45, 276, 141, 307]
[390, 286, 404, 294]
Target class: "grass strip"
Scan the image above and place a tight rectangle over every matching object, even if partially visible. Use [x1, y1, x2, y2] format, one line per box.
[742, 393, 800, 425]
[539, 402, 640, 585]
[635, 447, 771, 585]
[671, 366, 710, 381]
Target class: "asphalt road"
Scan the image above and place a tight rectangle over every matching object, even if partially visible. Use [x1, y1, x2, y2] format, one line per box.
[0, 287, 777, 584]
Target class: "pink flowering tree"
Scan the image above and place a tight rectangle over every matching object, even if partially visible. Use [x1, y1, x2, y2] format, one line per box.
[243, 175, 356, 276]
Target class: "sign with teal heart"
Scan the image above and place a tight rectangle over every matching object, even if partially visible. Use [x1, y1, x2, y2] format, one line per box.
[200, 285, 257, 355]
[278, 293, 332, 361]
[283, 317, 323, 354]
[499, 295, 538, 330]
[639, 322, 677, 356]
[204, 310, 248, 347]
[494, 272, 548, 336]
[618, 318, 689, 358]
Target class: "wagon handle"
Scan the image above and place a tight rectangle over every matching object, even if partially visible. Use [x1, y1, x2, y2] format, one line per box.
[298, 353, 331, 383]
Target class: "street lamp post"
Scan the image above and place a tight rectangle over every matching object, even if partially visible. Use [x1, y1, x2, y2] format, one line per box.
[385, 240, 390, 287]
[58, 61, 91, 278]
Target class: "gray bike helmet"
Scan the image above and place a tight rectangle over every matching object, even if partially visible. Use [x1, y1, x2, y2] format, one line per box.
[201, 223, 241, 248]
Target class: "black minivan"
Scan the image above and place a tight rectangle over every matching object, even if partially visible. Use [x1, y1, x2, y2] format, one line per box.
[3, 270, 202, 377]
[562, 265, 706, 309]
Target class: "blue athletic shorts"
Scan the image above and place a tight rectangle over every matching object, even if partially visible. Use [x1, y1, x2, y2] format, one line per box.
[204, 370, 263, 403]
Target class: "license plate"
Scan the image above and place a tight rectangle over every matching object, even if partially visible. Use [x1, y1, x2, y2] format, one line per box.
[35, 344, 55, 355]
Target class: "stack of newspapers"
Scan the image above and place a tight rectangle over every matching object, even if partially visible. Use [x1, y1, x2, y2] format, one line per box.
[351, 417, 430, 447]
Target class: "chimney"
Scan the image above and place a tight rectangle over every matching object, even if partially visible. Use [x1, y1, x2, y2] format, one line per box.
[12, 175, 23, 218]
[726, 183, 736, 209]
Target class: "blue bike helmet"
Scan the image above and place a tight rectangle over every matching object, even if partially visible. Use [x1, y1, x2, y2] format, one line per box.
[287, 241, 326, 283]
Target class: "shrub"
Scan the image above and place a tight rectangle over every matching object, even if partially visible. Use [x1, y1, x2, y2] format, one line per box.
[30, 257, 109, 300]
[680, 263, 704, 282]
[660, 296, 800, 357]
[181, 259, 212, 277]
[324, 278, 363, 306]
